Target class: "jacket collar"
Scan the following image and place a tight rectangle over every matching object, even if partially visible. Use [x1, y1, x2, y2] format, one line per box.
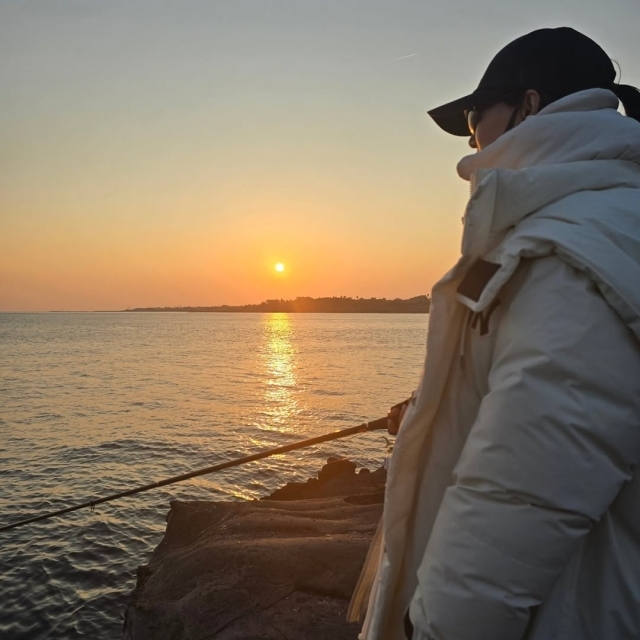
[458, 88, 640, 179]
[455, 89, 640, 260]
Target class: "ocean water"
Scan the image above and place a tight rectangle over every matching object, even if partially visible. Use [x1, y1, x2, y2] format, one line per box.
[0, 312, 428, 639]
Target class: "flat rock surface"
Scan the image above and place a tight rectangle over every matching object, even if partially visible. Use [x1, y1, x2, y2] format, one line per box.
[123, 461, 385, 640]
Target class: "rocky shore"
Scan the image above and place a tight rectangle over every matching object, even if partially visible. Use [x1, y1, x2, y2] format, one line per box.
[123, 458, 386, 639]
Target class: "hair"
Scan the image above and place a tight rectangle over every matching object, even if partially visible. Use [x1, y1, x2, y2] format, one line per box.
[505, 83, 640, 123]
[612, 84, 640, 122]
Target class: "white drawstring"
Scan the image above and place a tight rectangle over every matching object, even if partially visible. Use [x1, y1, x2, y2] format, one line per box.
[459, 310, 470, 366]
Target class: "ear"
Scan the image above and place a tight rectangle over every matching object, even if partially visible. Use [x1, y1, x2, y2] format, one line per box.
[522, 89, 541, 117]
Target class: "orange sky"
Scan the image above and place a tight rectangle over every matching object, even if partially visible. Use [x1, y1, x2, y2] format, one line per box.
[2, 2, 638, 310]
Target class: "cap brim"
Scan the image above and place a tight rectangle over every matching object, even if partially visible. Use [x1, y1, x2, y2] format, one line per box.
[427, 93, 476, 136]
[428, 88, 511, 136]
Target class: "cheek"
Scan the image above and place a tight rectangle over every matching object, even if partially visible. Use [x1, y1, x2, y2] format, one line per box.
[475, 123, 497, 150]
[474, 104, 513, 150]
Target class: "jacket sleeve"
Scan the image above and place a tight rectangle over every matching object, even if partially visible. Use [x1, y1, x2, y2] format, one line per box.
[409, 256, 640, 640]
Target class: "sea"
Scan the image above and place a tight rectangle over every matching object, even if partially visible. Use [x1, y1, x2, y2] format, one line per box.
[0, 312, 428, 639]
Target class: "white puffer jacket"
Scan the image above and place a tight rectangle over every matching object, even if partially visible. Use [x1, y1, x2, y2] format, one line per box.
[361, 89, 640, 640]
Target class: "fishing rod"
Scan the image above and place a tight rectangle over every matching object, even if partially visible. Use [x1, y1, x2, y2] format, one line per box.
[0, 416, 389, 534]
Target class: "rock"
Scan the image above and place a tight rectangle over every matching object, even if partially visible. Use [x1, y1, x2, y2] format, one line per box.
[123, 461, 386, 640]
[318, 458, 357, 481]
[263, 460, 385, 502]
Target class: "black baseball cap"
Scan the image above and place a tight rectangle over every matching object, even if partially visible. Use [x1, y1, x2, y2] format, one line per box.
[428, 27, 617, 136]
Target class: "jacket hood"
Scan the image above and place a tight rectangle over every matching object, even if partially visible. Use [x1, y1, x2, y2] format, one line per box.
[456, 89, 640, 260]
[452, 89, 640, 340]
[458, 88, 640, 178]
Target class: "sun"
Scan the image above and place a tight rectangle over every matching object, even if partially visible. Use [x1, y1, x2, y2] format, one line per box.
[274, 263, 285, 273]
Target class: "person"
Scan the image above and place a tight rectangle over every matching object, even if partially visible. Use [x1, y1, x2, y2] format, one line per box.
[358, 27, 640, 640]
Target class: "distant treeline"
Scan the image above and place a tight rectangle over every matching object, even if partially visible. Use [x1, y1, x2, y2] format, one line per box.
[127, 295, 430, 314]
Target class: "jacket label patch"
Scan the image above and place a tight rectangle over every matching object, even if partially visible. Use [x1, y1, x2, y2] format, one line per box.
[469, 298, 501, 336]
[457, 259, 501, 302]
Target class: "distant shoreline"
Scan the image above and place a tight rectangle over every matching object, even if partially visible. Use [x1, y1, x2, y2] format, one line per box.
[124, 295, 431, 314]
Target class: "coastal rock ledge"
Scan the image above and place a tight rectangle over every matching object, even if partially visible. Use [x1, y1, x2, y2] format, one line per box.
[123, 459, 386, 640]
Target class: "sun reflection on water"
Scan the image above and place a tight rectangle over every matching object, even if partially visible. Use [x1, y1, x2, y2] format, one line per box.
[261, 313, 299, 433]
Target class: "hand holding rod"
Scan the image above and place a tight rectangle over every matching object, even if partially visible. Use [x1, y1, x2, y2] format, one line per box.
[0, 416, 389, 534]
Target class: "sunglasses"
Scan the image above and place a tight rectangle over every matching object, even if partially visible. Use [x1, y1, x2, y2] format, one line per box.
[464, 90, 525, 136]
[465, 107, 484, 136]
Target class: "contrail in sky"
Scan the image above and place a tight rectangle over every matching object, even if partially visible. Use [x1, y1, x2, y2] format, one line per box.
[392, 53, 418, 61]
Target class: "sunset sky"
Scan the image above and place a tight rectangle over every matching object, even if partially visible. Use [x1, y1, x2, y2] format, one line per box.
[2, 1, 639, 311]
